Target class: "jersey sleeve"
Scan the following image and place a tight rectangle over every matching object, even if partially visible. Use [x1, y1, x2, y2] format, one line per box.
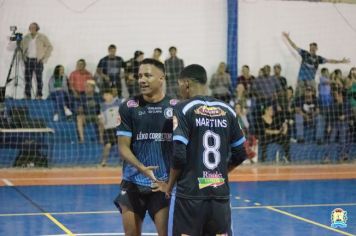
[172, 105, 190, 145]
[116, 101, 133, 137]
[230, 116, 246, 148]
[318, 55, 327, 64]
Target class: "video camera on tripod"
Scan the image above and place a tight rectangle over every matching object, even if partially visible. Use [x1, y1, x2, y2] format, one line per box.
[9, 26, 23, 42]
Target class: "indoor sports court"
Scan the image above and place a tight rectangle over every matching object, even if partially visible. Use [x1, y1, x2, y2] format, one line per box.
[1, 0, 356, 235]
[1, 166, 356, 235]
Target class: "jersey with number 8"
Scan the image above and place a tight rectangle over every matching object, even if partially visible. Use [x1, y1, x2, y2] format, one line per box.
[172, 96, 245, 200]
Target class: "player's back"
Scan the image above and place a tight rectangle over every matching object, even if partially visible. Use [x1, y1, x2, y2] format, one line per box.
[173, 95, 244, 200]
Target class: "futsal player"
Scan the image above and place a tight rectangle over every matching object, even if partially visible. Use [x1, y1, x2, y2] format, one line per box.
[154, 64, 247, 235]
[114, 58, 176, 236]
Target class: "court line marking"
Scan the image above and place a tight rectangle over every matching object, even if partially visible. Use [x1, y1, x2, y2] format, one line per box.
[44, 213, 76, 236]
[2, 178, 13, 186]
[231, 202, 356, 209]
[1, 203, 356, 217]
[5, 181, 76, 236]
[266, 206, 354, 236]
[41, 233, 158, 236]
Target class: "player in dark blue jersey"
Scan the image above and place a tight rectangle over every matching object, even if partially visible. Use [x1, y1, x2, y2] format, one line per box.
[154, 64, 247, 235]
[114, 58, 177, 236]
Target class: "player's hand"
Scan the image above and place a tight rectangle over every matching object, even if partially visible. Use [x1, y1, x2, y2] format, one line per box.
[341, 58, 350, 63]
[151, 181, 172, 198]
[282, 31, 290, 38]
[140, 166, 158, 182]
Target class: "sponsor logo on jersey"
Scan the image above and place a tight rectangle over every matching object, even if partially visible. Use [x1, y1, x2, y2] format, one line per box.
[164, 107, 173, 119]
[194, 105, 226, 117]
[198, 171, 225, 189]
[169, 99, 179, 106]
[127, 99, 139, 108]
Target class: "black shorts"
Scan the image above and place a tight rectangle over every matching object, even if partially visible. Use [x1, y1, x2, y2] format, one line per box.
[104, 128, 117, 145]
[114, 180, 169, 221]
[169, 196, 232, 236]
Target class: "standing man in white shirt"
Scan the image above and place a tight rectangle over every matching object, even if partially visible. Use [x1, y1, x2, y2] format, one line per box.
[21, 22, 53, 99]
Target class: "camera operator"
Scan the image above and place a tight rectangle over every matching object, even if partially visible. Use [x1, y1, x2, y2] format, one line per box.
[21, 22, 53, 99]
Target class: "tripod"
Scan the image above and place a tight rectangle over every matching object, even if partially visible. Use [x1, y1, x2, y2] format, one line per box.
[5, 40, 26, 98]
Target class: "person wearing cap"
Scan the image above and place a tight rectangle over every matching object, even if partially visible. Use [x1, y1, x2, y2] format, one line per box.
[125, 50, 144, 97]
[153, 64, 247, 235]
[282, 32, 350, 96]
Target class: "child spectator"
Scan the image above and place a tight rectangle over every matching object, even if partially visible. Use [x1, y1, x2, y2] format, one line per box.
[98, 88, 121, 166]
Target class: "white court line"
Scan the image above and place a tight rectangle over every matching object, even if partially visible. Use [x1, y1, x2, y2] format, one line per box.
[2, 178, 14, 186]
[4, 177, 120, 181]
[229, 171, 356, 176]
[41, 233, 158, 236]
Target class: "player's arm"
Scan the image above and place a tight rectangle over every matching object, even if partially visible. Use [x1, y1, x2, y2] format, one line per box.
[152, 140, 185, 197]
[228, 115, 247, 172]
[118, 136, 158, 182]
[228, 139, 247, 172]
[282, 31, 299, 51]
[325, 58, 350, 64]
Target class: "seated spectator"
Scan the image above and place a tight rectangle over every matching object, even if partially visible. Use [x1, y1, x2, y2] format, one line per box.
[69, 59, 93, 104]
[76, 80, 103, 143]
[294, 86, 325, 143]
[125, 51, 144, 97]
[209, 62, 232, 103]
[260, 105, 290, 162]
[98, 88, 121, 166]
[325, 90, 351, 162]
[48, 65, 73, 121]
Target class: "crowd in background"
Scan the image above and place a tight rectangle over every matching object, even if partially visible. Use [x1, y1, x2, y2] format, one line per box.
[12, 22, 356, 164]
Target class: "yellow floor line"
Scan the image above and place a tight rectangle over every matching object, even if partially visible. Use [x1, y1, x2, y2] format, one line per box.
[266, 206, 354, 236]
[44, 213, 76, 236]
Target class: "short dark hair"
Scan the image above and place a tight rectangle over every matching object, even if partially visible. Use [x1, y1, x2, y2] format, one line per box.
[321, 67, 328, 74]
[242, 65, 249, 70]
[30, 22, 40, 31]
[77, 59, 86, 66]
[140, 58, 165, 74]
[154, 48, 162, 54]
[108, 44, 116, 50]
[287, 86, 294, 93]
[310, 42, 318, 47]
[169, 46, 177, 52]
[134, 50, 144, 59]
[179, 64, 207, 85]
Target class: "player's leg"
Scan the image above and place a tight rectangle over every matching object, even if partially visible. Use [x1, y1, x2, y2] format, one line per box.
[153, 207, 169, 236]
[147, 191, 170, 235]
[114, 181, 147, 236]
[203, 199, 232, 236]
[169, 197, 204, 236]
[121, 205, 143, 236]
